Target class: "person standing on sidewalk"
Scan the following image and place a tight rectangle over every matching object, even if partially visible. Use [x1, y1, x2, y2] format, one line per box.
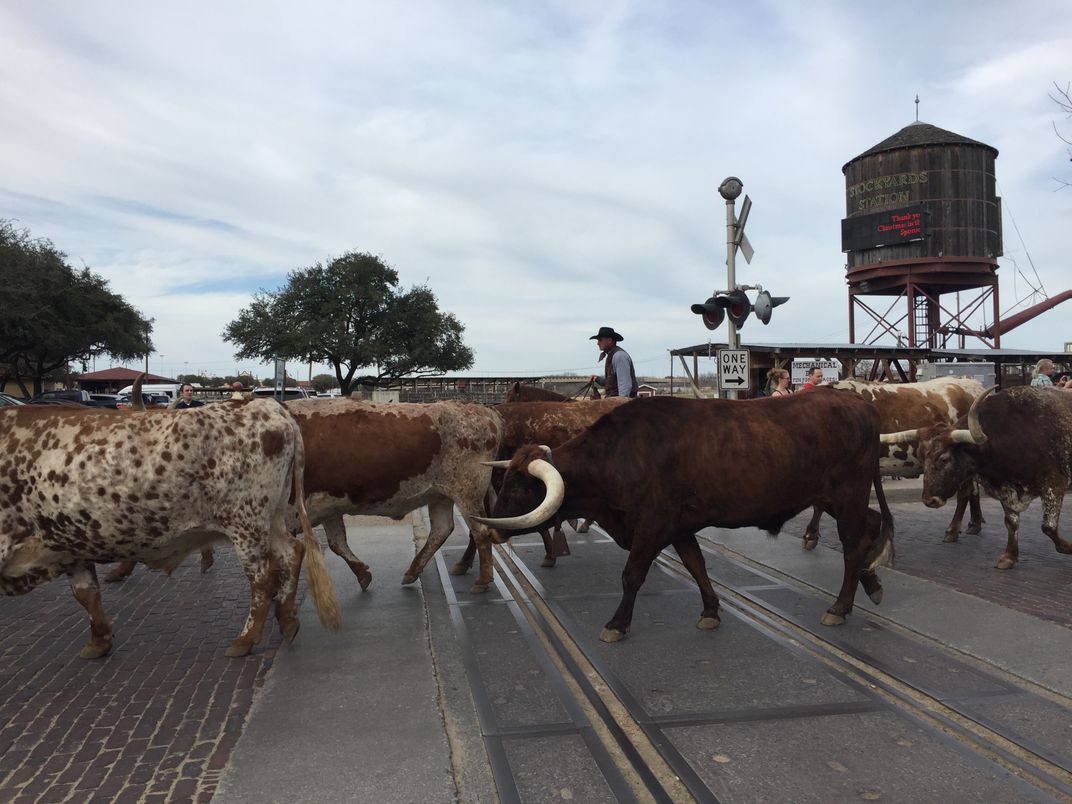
[588, 326, 637, 398]
[171, 383, 205, 409]
[1031, 359, 1055, 387]
[800, 367, 824, 391]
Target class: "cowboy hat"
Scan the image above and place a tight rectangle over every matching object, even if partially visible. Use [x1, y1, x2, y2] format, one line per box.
[589, 326, 623, 342]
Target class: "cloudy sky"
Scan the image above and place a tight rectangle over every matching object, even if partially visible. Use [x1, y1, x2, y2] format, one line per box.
[1, 1, 1069, 381]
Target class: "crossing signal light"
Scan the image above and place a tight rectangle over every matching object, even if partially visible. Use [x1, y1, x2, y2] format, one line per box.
[719, 289, 753, 329]
[691, 297, 724, 330]
[753, 290, 790, 325]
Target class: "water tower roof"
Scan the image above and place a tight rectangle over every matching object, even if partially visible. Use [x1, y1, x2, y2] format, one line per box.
[843, 121, 998, 172]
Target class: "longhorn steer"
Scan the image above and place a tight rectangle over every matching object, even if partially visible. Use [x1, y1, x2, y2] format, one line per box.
[285, 398, 504, 593]
[802, 377, 986, 549]
[480, 393, 894, 642]
[884, 385, 1072, 570]
[0, 401, 340, 658]
[451, 398, 631, 574]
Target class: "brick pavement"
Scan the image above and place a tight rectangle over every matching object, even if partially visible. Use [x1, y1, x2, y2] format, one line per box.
[796, 492, 1072, 629]
[0, 550, 296, 803]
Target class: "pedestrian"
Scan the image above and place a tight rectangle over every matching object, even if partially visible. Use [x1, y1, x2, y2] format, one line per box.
[800, 366, 824, 391]
[588, 326, 637, 398]
[171, 383, 205, 409]
[1031, 359, 1055, 388]
[767, 368, 792, 397]
[230, 381, 246, 400]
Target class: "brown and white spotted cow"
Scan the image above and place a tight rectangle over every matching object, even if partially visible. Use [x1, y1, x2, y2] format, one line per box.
[801, 376, 986, 549]
[0, 401, 340, 659]
[884, 386, 1072, 571]
[284, 398, 504, 593]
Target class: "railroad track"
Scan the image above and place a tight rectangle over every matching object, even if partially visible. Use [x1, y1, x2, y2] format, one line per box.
[430, 514, 1072, 803]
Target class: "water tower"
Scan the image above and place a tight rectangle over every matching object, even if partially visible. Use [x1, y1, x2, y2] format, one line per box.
[841, 120, 1002, 348]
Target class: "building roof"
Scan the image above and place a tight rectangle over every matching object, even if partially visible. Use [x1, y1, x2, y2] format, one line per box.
[843, 121, 997, 171]
[77, 367, 178, 382]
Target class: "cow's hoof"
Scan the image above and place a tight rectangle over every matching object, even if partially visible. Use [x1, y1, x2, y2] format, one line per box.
[600, 628, 626, 643]
[541, 557, 557, 568]
[200, 554, 215, 574]
[448, 561, 471, 576]
[803, 536, 818, 551]
[357, 570, 373, 591]
[79, 642, 111, 660]
[995, 556, 1016, 570]
[943, 531, 959, 543]
[469, 582, 490, 594]
[280, 619, 300, 643]
[868, 588, 883, 605]
[820, 611, 846, 626]
[696, 615, 720, 630]
[577, 522, 590, 533]
[966, 524, 982, 535]
[401, 573, 418, 585]
[225, 640, 253, 658]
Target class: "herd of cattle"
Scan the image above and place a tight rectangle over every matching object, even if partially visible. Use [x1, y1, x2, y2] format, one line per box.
[1, 375, 1070, 658]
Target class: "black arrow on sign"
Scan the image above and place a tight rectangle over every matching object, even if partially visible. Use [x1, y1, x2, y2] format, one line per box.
[722, 376, 746, 386]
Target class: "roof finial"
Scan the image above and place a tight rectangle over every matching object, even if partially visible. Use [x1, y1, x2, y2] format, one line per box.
[915, 94, 920, 122]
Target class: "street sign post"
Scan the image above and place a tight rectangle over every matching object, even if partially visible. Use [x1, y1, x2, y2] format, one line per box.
[717, 349, 750, 391]
[273, 358, 286, 400]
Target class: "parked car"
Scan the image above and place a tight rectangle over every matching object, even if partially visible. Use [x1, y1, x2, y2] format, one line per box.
[116, 393, 170, 410]
[29, 389, 96, 406]
[0, 392, 26, 407]
[251, 387, 311, 401]
[89, 393, 120, 409]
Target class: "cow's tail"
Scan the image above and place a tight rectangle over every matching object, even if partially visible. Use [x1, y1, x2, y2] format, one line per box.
[292, 431, 341, 631]
[866, 465, 896, 570]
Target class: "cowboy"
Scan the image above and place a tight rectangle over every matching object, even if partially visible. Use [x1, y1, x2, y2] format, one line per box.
[588, 326, 637, 398]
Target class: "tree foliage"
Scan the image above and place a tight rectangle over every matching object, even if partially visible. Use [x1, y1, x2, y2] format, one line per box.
[223, 251, 474, 394]
[0, 220, 153, 395]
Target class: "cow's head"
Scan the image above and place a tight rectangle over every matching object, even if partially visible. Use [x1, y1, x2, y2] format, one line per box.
[474, 444, 563, 540]
[881, 386, 994, 508]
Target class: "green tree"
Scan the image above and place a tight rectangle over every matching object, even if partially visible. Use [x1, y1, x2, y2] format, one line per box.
[0, 220, 153, 395]
[311, 373, 339, 393]
[223, 251, 473, 395]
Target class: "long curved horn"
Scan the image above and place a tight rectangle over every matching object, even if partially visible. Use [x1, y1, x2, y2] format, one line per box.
[481, 460, 511, 468]
[951, 385, 996, 445]
[472, 458, 565, 530]
[131, 373, 147, 412]
[879, 429, 917, 444]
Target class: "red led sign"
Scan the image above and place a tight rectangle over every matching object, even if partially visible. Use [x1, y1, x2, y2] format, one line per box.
[841, 204, 928, 252]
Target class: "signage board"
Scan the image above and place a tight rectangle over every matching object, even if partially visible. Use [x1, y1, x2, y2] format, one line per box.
[717, 349, 750, 391]
[791, 358, 841, 387]
[841, 204, 927, 252]
[273, 358, 286, 398]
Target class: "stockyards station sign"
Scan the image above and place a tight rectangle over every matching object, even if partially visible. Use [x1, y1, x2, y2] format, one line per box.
[846, 170, 928, 212]
[841, 203, 928, 252]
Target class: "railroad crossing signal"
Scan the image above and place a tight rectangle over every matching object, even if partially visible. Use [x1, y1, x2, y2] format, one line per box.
[691, 288, 788, 330]
[717, 349, 750, 391]
[753, 290, 790, 325]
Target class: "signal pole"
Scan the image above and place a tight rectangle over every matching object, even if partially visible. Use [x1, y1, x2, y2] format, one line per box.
[718, 177, 745, 397]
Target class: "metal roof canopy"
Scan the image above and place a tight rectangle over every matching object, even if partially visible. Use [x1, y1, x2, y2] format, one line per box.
[668, 341, 1071, 396]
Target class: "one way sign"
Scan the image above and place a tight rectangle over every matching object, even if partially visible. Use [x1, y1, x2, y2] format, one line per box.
[717, 349, 750, 391]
